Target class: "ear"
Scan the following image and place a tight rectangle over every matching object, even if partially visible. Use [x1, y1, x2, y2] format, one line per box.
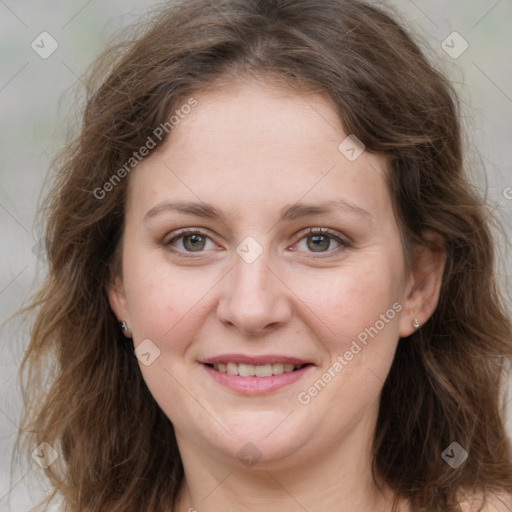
[398, 231, 446, 338]
[106, 272, 132, 335]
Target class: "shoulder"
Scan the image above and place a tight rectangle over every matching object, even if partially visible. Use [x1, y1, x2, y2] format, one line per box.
[458, 491, 512, 512]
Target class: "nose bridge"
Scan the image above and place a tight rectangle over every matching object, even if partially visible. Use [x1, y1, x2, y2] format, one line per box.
[231, 241, 274, 304]
[216, 236, 291, 333]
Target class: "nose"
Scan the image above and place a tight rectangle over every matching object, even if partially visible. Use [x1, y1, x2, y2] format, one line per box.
[216, 246, 293, 336]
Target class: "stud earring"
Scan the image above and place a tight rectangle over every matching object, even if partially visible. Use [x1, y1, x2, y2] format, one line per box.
[120, 321, 132, 336]
[412, 318, 420, 329]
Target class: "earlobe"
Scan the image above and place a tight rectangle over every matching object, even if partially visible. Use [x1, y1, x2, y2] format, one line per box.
[398, 231, 446, 338]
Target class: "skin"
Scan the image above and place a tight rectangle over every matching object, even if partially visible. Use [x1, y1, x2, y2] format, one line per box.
[108, 76, 446, 512]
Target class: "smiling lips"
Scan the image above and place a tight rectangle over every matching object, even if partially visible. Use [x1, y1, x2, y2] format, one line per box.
[213, 362, 305, 377]
[199, 354, 314, 394]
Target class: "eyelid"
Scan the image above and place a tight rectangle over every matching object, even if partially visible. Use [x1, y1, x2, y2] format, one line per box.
[298, 227, 350, 242]
[164, 227, 220, 254]
[291, 227, 351, 254]
[164, 227, 213, 244]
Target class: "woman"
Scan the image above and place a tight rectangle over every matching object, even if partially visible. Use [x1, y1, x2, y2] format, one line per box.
[17, 0, 512, 510]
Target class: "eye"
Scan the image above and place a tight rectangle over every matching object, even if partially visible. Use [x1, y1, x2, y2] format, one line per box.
[164, 227, 350, 257]
[165, 229, 217, 253]
[293, 228, 350, 255]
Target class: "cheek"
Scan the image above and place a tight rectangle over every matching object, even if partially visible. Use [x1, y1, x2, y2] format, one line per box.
[122, 248, 212, 351]
[289, 256, 403, 404]
[292, 259, 402, 342]
[293, 265, 401, 423]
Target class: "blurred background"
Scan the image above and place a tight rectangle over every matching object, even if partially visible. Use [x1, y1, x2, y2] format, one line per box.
[1, 0, 511, 510]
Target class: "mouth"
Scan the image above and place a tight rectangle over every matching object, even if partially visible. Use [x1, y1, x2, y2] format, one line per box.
[205, 362, 309, 377]
[199, 355, 315, 395]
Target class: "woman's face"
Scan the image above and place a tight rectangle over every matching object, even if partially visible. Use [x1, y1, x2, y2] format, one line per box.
[108, 78, 441, 471]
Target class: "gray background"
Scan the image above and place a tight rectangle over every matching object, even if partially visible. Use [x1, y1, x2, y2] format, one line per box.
[1, 1, 511, 510]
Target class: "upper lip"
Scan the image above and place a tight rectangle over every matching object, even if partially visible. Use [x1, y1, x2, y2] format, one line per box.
[199, 354, 313, 366]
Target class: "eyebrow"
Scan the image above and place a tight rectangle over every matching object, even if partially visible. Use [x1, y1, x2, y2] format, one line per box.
[143, 199, 371, 223]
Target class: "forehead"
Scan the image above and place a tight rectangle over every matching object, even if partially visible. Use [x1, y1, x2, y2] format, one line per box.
[170, 78, 344, 149]
[127, 78, 391, 223]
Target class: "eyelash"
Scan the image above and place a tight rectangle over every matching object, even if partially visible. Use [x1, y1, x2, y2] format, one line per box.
[164, 227, 351, 258]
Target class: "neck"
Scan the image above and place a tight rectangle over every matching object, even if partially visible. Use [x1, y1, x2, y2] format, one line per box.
[171, 414, 407, 512]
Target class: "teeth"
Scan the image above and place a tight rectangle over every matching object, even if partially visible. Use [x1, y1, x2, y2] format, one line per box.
[226, 362, 238, 375]
[255, 364, 273, 377]
[272, 363, 284, 375]
[212, 362, 305, 376]
[238, 363, 255, 377]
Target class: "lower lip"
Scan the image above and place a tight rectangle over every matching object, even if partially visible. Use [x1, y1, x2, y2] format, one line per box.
[202, 364, 314, 395]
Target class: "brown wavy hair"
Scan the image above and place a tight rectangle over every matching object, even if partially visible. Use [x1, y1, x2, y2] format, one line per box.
[14, 0, 512, 510]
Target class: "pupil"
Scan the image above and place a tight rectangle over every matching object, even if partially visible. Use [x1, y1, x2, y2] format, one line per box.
[184, 234, 205, 252]
[308, 235, 329, 252]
